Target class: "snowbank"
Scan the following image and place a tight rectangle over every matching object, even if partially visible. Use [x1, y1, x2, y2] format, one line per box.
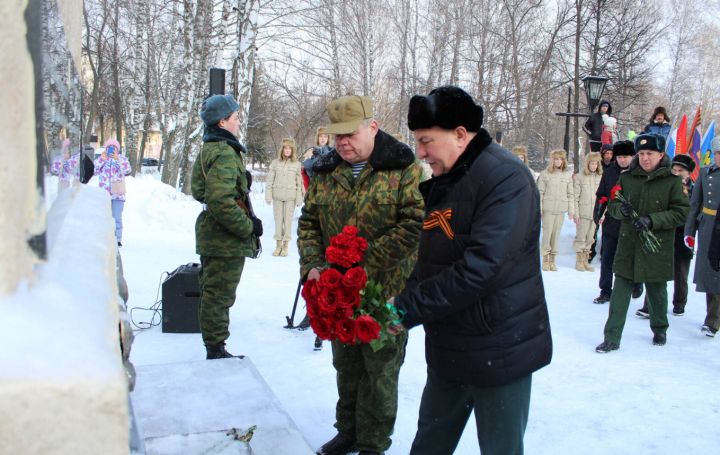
[0, 185, 129, 455]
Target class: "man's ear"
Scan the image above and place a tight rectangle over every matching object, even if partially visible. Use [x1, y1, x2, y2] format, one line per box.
[454, 126, 469, 144]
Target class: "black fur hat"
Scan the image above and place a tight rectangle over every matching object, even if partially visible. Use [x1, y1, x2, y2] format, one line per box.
[634, 133, 666, 153]
[408, 85, 483, 132]
[672, 154, 697, 173]
[650, 106, 671, 124]
[613, 140, 636, 157]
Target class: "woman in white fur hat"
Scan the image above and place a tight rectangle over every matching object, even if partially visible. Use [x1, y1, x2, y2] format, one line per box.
[266, 138, 304, 256]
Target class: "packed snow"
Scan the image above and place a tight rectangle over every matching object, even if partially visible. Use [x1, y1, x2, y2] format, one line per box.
[50, 172, 719, 454]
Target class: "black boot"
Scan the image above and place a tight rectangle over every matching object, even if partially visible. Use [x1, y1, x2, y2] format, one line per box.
[653, 333, 666, 346]
[595, 341, 619, 353]
[316, 433, 356, 455]
[297, 314, 310, 330]
[205, 343, 244, 360]
[593, 294, 610, 304]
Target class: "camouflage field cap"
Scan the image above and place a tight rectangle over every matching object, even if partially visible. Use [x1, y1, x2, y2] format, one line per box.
[324, 96, 374, 135]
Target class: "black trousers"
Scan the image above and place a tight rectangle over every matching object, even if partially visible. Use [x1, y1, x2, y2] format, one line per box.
[599, 234, 619, 298]
[673, 256, 692, 309]
[410, 367, 531, 455]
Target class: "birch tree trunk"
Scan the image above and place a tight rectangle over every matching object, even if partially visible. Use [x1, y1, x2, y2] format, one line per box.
[235, 0, 260, 144]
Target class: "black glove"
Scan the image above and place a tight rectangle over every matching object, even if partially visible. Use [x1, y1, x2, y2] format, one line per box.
[251, 217, 263, 236]
[710, 258, 720, 272]
[620, 201, 634, 217]
[632, 216, 652, 232]
[246, 171, 253, 191]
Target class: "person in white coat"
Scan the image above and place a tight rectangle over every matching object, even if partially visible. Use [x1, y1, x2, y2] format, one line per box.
[537, 149, 575, 271]
[573, 152, 603, 271]
[266, 138, 304, 256]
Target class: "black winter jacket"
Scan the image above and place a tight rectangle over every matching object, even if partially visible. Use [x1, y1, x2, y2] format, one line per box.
[394, 129, 552, 387]
[583, 99, 613, 142]
[595, 161, 626, 238]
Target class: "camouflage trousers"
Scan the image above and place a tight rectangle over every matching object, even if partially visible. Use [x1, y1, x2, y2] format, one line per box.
[198, 256, 245, 346]
[331, 331, 408, 453]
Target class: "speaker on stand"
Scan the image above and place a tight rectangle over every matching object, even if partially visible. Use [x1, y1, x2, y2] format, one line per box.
[162, 263, 202, 333]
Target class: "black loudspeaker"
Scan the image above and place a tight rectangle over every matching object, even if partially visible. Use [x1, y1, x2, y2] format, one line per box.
[208, 68, 225, 96]
[162, 263, 202, 333]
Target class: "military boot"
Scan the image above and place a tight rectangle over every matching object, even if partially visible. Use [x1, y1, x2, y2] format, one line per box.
[206, 343, 244, 360]
[542, 255, 550, 271]
[316, 433, 356, 455]
[583, 251, 595, 272]
[575, 252, 586, 271]
[280, 240, 289, 257]
[549, 254, 558, 271]
[272, 240, 282, 256]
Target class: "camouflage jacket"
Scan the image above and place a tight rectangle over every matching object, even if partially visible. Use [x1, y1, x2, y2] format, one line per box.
[191, 126, 255, 257]
[298, 130, 425, 298]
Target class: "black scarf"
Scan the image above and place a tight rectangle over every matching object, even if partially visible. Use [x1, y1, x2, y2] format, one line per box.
[202, 125, 247, 155]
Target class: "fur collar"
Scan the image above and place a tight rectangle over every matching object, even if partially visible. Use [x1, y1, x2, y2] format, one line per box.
[312, 130, 416, 174]
[203, 125, 247, 155]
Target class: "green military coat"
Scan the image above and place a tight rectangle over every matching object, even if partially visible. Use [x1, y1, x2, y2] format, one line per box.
[191, 126, 255, 257]
[608, 154, 690, 282]
[298, 130, 425, 298]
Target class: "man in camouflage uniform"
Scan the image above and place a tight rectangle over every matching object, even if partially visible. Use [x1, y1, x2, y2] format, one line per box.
[191, 95, 263, 359]
[298, 96, 425, 455]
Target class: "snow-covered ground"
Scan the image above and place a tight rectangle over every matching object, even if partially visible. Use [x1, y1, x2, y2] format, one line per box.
[53, 173, 719, 454]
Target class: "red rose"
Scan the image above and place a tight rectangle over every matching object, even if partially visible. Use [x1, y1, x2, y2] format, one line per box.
[302, 279, 320, 301]
[334, 305, 354, 319]
[335, 255, 353, 269]
[309, 316, 334, 340]
[342, 267, 368, 291]
[611, 185, 622, 200]
[306, 297, 320, 318]
[598, 196, 608, 205]
[335, 318, 358, 344]
[318, 288, 339, 315]
[356, 315, 381, 343]
[343, 226, 359, 236]
[319, 268, 343, 289]
[334, 233, 352, 246]
[346, 249, 363, 265]
[337, 286, 361, 309]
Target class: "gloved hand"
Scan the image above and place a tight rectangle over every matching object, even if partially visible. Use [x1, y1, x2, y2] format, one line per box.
[711, 258, 720, 272]
[684, 236, 695, 249]
[251, 217, 263, 236]
[246, 171, 253, 190]
[620, 201, 634, 218]
[632, 216, 652, 232]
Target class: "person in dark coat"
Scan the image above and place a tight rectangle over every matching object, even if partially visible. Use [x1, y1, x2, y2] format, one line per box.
[596, 133, 690, 353]
[642, 106, 672, 139]
[390, 86, 552, 455]
[635, 154, 695, 317]
[600, 144, 615, 170]
[593, 141, 642, 304]
[583, 100, 612, 152]
[684, 137, 720, 338]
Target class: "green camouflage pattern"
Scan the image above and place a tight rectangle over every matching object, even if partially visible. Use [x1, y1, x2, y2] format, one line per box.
[191, 140, 255, 257]
[198, 255, 246, 345]
[298, 159, 425, 298]
[607, 157, 690, 282]
[331, 331, 408, 452]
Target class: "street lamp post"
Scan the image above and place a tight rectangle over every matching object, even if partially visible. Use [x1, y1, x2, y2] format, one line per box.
[555, 75, 610, 173]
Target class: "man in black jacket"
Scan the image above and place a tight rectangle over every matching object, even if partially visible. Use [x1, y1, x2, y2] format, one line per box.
[584, 100, 612, 152]
[593, 141, 643, 304]
[390, 86, 552, 455]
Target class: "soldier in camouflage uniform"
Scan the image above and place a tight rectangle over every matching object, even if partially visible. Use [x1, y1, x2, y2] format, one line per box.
[298, 96, 425, 455]
[190, 95, 264, 359]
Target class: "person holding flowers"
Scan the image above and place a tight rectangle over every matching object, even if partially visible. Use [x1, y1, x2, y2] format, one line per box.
[389, 86, 552, 455]
[298, 95, 425, 455]
[596, 133, 690, 353]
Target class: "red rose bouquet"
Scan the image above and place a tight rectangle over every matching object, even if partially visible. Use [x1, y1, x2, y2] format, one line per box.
[301, 226, 403, 352]
[611, 185, 661, 253]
